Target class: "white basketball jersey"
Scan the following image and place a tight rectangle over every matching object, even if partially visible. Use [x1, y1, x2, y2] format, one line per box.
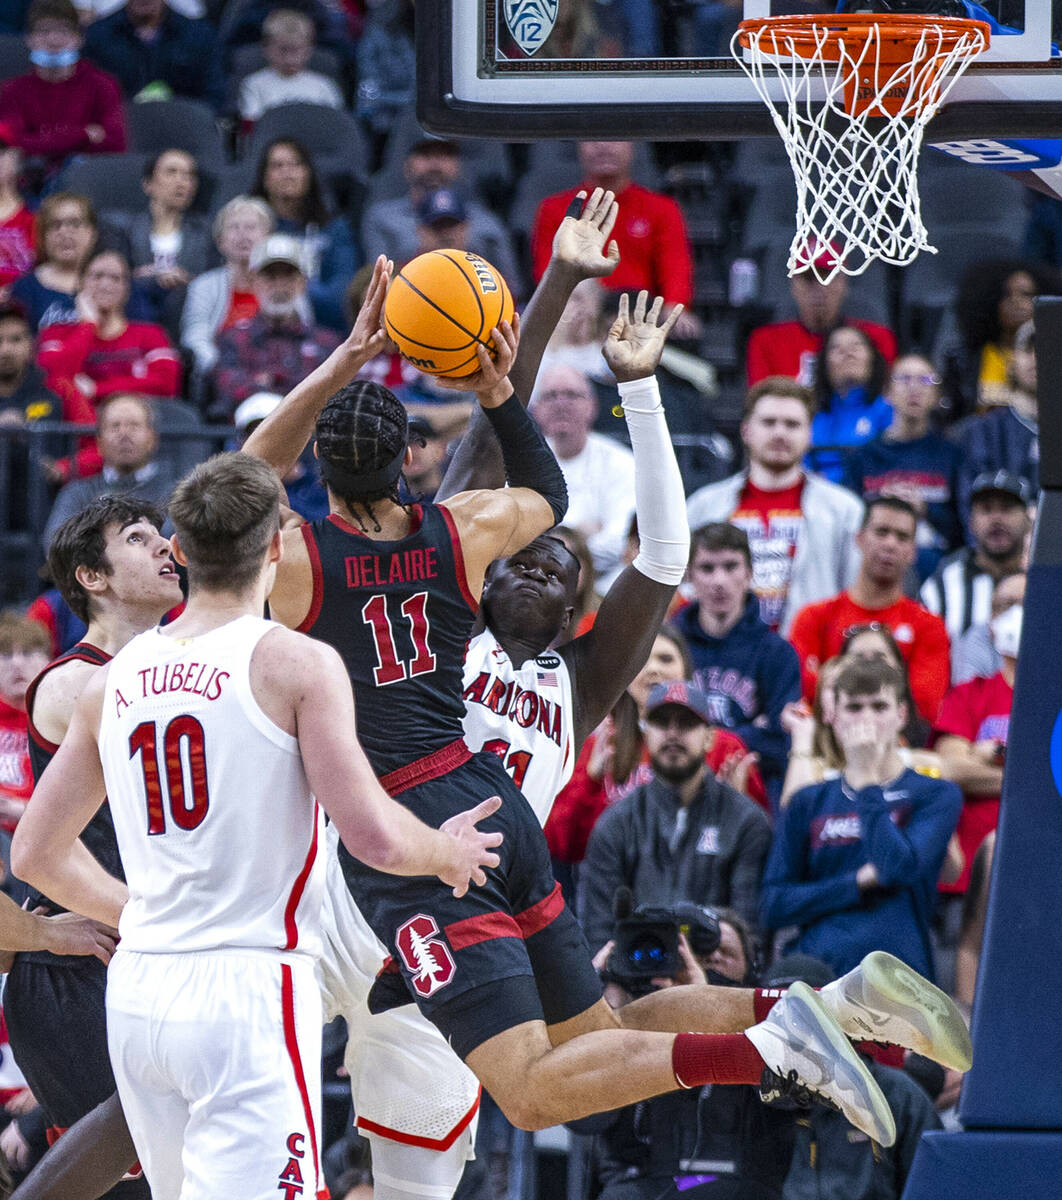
[461, 629, 575, 826]
[98, 615, 324, 958]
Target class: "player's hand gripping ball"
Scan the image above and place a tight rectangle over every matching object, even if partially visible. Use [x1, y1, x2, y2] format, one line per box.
[384, 250, 515, 378]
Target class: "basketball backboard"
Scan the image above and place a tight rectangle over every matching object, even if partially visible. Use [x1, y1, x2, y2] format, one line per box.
[417, 1, 1061, 142]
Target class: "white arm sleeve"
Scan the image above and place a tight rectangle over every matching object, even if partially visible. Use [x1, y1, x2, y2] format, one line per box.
[616, 375, 690, 586]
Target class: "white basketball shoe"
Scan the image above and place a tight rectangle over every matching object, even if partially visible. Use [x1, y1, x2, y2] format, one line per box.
[746, 981, 897, 1147]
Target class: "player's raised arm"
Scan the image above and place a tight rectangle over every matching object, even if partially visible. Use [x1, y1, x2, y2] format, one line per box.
[243, 254, 393, 478]
[431, 317, 572, 591]
[11, 671, 129, 929]
[565, 292, 691, 747]
[438, 188, 620, 500]
[283, 633, 502, 897]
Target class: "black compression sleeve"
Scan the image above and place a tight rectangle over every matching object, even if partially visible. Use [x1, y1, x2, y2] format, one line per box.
[482, 392, 568, 525]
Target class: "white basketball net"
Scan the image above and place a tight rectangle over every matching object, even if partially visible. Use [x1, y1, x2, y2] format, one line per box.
[732, 18, 989, 282]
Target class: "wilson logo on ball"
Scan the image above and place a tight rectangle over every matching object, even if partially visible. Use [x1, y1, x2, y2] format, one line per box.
[384, 249, 514, 379]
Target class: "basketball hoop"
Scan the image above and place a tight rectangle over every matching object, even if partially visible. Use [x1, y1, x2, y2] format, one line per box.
[732, 13, 991, 282]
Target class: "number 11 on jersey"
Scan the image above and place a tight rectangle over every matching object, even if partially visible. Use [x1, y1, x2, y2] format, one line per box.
[361, 591, 437, 687]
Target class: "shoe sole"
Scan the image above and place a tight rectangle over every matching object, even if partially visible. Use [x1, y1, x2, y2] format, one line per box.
[786, 982, 897, 1147]
[861, 951, 973, 1073]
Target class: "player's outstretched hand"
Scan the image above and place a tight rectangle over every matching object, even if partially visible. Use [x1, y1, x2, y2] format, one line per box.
[439, 795, 504, 898]
[40, 911, 119, 964]
[434, 314, 520, 408]
[603, 291, 683, 383]
[553, 188, 621, 280]
[344, 254, 394, 363]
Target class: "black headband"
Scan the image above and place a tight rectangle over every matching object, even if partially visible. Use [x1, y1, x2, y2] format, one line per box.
[319, 442, 406, 497]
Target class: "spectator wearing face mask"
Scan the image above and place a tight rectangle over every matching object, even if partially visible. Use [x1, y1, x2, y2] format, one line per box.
[0, 0, 125, 184]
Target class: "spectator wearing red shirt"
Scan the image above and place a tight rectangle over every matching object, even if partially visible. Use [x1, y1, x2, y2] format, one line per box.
[789, 495, 950, 725]
[745, 240, 897, 387]
[0, 0, 125, 184]
[209, 233, 339, 424]
[933, 571, 1023, 895]
[0, 130, 34, 289]
[0, 613, 50, 836]
[685, 377, 864, 636]
[37, 248, 181, 415]
[531, 141, 698, 338]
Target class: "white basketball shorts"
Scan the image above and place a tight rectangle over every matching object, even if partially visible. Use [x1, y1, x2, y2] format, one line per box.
[107, 948, 326, 1200]
[317, 826, 481, 1153]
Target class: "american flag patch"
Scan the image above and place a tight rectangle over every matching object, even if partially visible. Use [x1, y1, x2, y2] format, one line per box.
[537, 670, 558, 687]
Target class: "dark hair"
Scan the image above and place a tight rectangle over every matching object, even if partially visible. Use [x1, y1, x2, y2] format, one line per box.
[689, 522, 753, 570]
[833, 656, 906, 703]
[142, 147, 197, 182]
[813, 324, 887, 407]
[0, 301, 30, 330]
[955, 258, 1062, 353]
[252, 138, 329, 227]
[315, 380, 410, 530]
[84, 247, 130, 280]
[712, 906, 758, 985]
[610, 625, 693, 786]
[167, 454, 281, 592]
[861, 493, 918, 529]
[26, 0, 79, 31]
[48, 496, 165, 623]
[743, 376, 817, 421]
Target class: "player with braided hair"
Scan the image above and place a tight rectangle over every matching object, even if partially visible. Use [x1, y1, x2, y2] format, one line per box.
[313, 379, 416, 530]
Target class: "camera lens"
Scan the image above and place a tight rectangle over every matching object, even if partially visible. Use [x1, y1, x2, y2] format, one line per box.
[627, 933, 669, 970]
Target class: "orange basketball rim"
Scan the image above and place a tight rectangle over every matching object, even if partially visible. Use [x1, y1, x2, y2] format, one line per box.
[735, 13, 990, 120]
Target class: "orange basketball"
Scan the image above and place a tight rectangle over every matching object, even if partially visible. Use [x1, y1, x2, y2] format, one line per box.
[384, 249, 514, 378]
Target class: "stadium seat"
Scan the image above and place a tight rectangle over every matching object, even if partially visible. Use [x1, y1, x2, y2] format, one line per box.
[61, 153, 153, 216]
[919, 156, 1027, 228]
[243, 103, 369, 179]
[0, 33, 29, 82]
[152, 399, 222, 480]
[126, 98, 227, 172]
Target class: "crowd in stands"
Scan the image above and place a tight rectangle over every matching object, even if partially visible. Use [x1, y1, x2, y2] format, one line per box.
[0, 1, 1047, 1198]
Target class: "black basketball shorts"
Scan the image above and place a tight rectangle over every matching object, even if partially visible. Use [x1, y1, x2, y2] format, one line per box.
[340, 749, 603, 1059]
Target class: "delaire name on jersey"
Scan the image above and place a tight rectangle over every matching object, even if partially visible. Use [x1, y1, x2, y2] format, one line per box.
[344, 547, 439, 589]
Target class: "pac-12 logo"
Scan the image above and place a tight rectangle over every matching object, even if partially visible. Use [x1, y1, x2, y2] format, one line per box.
[504, 0, 558, 56]
[395, 913, 456, 997]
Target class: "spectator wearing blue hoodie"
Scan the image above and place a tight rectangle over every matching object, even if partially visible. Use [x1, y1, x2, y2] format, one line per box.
[807, 325, 892, 484]
[672, 522, 801, 809]
[761, 656, 961, 981]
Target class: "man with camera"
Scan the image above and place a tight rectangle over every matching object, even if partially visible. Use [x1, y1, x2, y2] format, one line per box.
[580, 680, 772, 958]
[761, 657, 963, 981]
[584, 908, 796, 1200]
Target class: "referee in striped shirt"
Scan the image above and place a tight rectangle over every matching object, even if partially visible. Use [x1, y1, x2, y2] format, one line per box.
[920, 470, 1031, 677]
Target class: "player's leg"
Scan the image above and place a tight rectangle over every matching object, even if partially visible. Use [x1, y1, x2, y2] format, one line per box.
[4, 957, 149, 1200]
[319, 834, 479, 1200]
[9, 1093, 137, 1200]
[366, 1133, 476, 1200]
[456, 978, 895, 1146]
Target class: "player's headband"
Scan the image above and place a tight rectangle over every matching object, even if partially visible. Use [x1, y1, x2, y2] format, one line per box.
[319, 443, 407, 496]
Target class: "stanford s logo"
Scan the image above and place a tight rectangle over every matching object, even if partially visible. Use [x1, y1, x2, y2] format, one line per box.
[504, 0, 558, 56]
[395, 914, 456, 998]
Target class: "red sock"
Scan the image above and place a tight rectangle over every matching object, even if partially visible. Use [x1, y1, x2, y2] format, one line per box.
[753, 987, 787, 1024]
[671, 1033, 765, 1089]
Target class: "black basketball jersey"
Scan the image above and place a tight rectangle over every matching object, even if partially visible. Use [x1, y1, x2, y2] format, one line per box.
[298, 505, 478, 776]
[24, 643, 125, 921]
